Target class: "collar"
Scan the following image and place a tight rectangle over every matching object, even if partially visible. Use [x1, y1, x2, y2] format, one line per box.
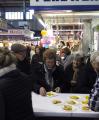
[44, 64, 56, 73]
[0, 64, 16, 77]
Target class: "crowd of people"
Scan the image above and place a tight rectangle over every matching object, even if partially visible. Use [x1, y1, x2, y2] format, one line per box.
[0, 43, 99, 120]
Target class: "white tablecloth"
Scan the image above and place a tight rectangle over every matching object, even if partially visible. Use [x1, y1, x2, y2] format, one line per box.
[32, 92, 99, 118]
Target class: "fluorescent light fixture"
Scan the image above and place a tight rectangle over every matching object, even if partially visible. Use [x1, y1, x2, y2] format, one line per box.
[43, 12, 99, 17]
[52, 22, 84, 25]
[38, 19, 46, 28]
[65, 10, 73, 13]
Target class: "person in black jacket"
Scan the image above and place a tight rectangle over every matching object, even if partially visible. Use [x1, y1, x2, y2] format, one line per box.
[32, 49, 66, 96]
[76, 51, 99, 93]
[11, 43, 30, 75]
[64, 53, 85, 93]
[0, 47, 35, 120]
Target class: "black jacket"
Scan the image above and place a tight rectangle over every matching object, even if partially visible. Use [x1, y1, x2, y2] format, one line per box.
[17, 57, 30, 75]
[0, 70, 35, 120]
[32, 64, 66, 93]
[64, 63, 85, 93]
[76, 62, 97, 93]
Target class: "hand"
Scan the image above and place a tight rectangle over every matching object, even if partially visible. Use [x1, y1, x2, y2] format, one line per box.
[39, 87, 46, 96]
[71, 80, 77, 86]
[74, 68, 79, 72]
[54, 87, 61, 93]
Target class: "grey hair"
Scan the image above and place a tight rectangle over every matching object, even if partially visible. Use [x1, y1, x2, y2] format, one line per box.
[73, 53, 84, 61]
[90, 51, 99, 63]
[0, 47, 16, 68]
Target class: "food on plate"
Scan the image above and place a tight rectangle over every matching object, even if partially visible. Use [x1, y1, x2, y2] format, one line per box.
[82, 106, 90, 111]
[52, 99, 62, 104]
[47, 91, 56, 96]
[70, 96, 80, 99]
[67, 100, 77, 105]
[82, 100, 88, 104]
[63, 105, 72, 111]
[85, 95, 89, 100]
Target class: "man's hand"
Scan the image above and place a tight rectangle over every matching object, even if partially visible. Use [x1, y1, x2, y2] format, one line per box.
[39, 87, 46, 96]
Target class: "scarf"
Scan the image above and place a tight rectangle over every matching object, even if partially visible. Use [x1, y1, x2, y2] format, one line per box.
[44, 64, 55, 90]
[0, 64, 16, 77]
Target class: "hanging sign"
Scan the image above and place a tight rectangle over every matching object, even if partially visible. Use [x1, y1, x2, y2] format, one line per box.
[30, 0, 99, 6]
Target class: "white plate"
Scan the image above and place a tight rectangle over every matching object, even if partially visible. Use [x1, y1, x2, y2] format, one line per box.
[46, 91, 57, 97]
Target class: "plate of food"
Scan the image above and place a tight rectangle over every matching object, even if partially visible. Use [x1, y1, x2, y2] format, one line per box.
[52, 99, 62, 104]
[85, 95, 89, 100]
[46, 91, 57, 97]
[82, 105, 90, 111]
[82, 99, 88, 105]
[70, 95, 80, 100]
[63, 104, 74, 111]
[66, 100, 78, 105]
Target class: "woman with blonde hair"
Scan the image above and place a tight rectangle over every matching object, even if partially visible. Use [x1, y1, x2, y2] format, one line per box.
[0, 47, 35, 120]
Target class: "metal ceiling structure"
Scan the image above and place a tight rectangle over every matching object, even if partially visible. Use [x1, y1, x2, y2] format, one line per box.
[0, 0, 29, 7]
[0, 0, 99, 31]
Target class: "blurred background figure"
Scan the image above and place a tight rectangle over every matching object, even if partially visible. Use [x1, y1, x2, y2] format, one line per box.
[60, 47, 73, 70]
[11, 43, 30, 75]
[60, 41, 65, 49]
[30, 45, 35, 61]
[64, 53, 85, 93]
[0, 47, 35, 120]
[31, 45, 46, 72]
[77, 51, 99, 93]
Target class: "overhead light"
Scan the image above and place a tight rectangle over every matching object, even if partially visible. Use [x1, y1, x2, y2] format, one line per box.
[38, 19, 46, 28]
[52, 22, 84, 25]
[65, 10, 72, 13]
[29, 9, 34, 15]
[43, 11, 99, 17]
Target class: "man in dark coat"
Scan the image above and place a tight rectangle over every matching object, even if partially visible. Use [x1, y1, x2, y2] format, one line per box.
[0, 47, 35, 120]
[11, 43, 30, 75]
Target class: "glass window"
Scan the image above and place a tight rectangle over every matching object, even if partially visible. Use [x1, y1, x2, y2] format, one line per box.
[5, 12, 9, 19]
[26, 12, 30, 19]
[26, 12, 33, 19]
[5, 12, 23, 20]
[20, 12, 23, 19]
[9, 12, 12, 19]
[11, 12, 15, 19]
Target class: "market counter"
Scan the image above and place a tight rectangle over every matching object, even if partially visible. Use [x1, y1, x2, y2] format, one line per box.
[32, 92, 99, 118]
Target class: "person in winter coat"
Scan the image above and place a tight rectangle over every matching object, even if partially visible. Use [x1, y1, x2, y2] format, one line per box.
[32, 49, 67, 96]
[76, 52, 99, 93]
[11, 43, 31, 75]
[0, 47, 35, 120]
[64, 53, 85, 93]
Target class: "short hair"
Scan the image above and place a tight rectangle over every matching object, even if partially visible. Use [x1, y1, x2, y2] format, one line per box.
[11, 43, 26, 53]
[73, 53, 84, 61]
[61, 47, 71, 55]
[43, 49, 56, 61]
[90, 51, 99, 63]
[0, 47, 16, 68]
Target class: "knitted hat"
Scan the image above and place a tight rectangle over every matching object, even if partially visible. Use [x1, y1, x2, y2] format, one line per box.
[11, 43, 26, 53]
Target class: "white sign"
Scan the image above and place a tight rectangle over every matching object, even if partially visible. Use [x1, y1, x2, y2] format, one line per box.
[30, 0, 99, 6]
